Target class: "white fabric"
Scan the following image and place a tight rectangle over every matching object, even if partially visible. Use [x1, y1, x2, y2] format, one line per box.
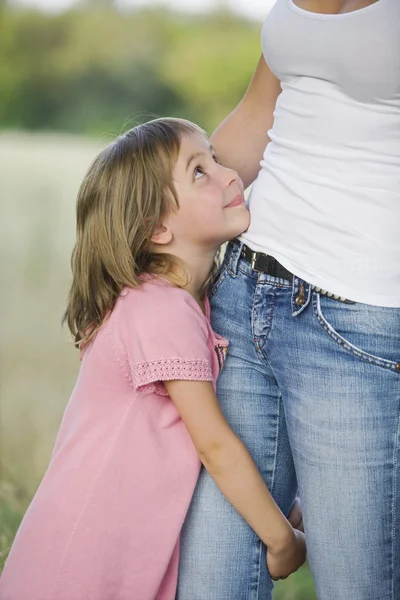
[241, 0, 400, 306]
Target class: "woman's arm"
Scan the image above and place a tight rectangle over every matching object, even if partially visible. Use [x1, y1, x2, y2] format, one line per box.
[165, 379, 306, 579]
[211, 54, 281, 189]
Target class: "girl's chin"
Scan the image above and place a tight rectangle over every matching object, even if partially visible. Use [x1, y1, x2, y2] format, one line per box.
[234, 213, 251, 236]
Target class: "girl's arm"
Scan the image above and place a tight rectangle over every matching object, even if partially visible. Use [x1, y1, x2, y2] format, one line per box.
[211, 54, 281, 189]
[165, 379, 306, 580]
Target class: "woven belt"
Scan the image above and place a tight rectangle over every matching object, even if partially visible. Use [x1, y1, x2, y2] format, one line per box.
[311, 286, 355, 304]
[240, 244, 355, 304]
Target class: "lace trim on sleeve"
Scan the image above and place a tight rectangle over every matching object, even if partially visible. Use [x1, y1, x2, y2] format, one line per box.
[134, 358, 213, 396]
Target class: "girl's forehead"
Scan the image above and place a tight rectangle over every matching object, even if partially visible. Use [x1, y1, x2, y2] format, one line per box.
[179, 131, 210, 154]
[175, 132, 213, 170]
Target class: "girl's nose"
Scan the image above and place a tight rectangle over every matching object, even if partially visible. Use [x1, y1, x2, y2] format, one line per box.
[220, 164, 239, 187]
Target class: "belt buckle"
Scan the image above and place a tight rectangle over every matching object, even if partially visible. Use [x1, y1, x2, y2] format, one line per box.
[251, 252, 258, 270]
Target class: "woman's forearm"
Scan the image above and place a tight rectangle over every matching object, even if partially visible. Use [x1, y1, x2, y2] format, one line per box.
[210, 54, 282, 189]
[200, 435, 293, 550]
[211, 102, 272, 189]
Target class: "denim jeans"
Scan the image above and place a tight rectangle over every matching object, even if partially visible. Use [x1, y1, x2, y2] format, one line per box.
[177, 240, 400, 600]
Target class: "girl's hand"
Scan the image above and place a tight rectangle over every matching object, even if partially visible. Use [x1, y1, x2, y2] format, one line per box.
[266, 528, 307, 581]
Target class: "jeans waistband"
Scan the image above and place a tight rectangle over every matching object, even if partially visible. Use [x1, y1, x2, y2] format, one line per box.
[227, 240, 356, 305]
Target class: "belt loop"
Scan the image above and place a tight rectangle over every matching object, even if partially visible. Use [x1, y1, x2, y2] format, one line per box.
[227, 239, 242, 278]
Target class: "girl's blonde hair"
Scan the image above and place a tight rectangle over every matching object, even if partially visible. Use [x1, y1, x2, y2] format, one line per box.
[63, 117, 218, 348]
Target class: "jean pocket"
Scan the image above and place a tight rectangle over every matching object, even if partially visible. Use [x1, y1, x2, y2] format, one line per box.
[313, 293, 400, 373]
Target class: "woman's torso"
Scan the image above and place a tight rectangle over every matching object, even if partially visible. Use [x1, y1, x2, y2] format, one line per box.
[241, 0, 400, 306]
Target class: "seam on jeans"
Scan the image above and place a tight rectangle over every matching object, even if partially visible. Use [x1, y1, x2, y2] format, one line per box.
[252, 281, 280, 352]
[249, 282, 280, 599]
[313, 294, 400, 373]
[250, 281, 283, 492]
[238, 264, 260, 279]
[238, 264, 292, 288]
[250, 537, 263, 600]
[270, 392, 283, 499]
[237, 262, 292, 287]
[391, 402, 400, 600]
[250, 394, 281, 600]
[260, 277, 292, 288]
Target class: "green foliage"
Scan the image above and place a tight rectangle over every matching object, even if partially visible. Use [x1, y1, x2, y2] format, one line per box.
[0, 5, 261, 134]
[0, 477, 31, 571]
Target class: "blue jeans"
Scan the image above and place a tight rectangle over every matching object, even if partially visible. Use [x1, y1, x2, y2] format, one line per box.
[177, 241, 400, 600]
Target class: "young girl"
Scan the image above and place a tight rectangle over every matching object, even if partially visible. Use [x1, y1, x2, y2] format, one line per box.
[0, 118, 305, 600]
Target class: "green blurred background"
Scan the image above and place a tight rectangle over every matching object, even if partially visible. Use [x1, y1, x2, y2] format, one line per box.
[0, 0, 316, 596]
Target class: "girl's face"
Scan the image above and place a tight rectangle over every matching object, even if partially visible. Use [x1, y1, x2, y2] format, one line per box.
[166, 132, 250, 251]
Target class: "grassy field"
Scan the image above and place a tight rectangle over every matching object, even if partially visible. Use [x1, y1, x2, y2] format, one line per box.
[0, 132, 317, 599]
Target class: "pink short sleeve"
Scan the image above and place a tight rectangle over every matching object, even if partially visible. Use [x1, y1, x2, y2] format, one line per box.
[116, 282, 214, 395]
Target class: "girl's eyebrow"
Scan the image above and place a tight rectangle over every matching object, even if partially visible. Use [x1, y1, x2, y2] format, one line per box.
[186, 151, 205, 172]
[185, 143, 216, 172]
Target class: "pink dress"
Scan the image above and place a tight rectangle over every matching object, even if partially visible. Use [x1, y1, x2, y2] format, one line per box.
[0, 278, 228, 600]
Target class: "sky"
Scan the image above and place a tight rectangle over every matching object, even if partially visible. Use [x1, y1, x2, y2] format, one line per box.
[10, 0, 277, 20]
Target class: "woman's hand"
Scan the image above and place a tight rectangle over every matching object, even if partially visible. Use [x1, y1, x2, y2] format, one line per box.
[288, 497, 304, 532]
[267, 527, 307, 581]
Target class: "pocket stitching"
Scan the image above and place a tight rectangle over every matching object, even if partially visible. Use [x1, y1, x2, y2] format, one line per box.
[313, 294, 400, 373]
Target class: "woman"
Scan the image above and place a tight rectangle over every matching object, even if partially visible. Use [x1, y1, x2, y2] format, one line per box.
[177, 1, 400, 599]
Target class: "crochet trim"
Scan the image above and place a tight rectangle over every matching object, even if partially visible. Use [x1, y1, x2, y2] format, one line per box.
[135, 358, 213, 395]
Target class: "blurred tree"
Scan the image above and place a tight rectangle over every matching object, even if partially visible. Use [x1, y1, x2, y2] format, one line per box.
[79, 0, 117, 8]
[159, 10, 260, 129]
[0, 6, 261, 134]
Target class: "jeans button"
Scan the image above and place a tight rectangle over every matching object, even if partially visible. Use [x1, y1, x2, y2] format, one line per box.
[295, 295, 305, 306]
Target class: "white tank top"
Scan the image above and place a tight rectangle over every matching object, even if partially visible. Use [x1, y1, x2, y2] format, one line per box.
[241, 0, 400, 306]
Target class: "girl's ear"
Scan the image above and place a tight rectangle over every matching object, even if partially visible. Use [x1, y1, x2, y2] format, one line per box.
[150, 224, 173, 246]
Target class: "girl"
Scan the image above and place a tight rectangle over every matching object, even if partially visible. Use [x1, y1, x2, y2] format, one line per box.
[0, 118, 306, 600]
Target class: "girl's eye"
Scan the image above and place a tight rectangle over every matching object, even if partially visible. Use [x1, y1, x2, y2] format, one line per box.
[194, 166, 205, 180]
